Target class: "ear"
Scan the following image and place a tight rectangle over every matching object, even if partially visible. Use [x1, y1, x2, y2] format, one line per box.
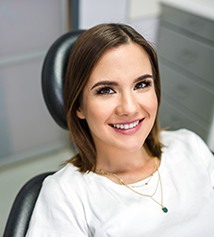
[76, 107, 86, 119]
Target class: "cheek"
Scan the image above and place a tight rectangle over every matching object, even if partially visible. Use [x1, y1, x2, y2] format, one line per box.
[82, 100, 112, 126]
[142, 92, 158, 113]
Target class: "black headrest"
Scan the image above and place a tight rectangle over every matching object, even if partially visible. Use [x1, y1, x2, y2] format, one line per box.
[42, 30, 84, 130]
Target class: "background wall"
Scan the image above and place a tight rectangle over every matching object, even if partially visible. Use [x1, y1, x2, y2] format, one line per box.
[0, 0, 70, 167]
[79, 0, 160, 43]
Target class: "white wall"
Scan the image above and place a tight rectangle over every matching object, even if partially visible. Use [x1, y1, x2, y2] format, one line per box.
[0, 0, 69, 166]
[79, 0, 161, 44]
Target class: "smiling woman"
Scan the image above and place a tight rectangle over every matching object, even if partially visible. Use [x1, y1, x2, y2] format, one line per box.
[76, 42, 158, 170]
[26, 23, 214, 237]
[65, 24, 162, 173]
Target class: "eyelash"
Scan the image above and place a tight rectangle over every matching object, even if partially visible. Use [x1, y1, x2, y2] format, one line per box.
[95, 87, 115, 95]
[134, 79, 152, 90]
[95, 79, 153, 96]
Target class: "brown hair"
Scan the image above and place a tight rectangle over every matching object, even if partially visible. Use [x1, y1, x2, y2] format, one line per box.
[64, 23, 162, 172]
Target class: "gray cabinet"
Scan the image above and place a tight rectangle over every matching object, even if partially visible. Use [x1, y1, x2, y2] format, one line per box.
[157, 1, 214, 143]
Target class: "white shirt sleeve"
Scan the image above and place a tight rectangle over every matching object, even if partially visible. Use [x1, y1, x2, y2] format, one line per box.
[25, 174, 89, 237]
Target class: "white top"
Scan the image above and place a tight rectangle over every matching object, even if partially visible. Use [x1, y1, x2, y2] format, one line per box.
[161, 0, 214, 21]
[26, 129, 214, 237]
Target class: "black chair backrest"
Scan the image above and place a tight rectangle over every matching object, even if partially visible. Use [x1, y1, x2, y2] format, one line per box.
[42, 30, 84, 129]
[3, 172, 54, 237]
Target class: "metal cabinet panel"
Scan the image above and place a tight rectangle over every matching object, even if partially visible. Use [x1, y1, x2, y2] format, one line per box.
[159, 98, 208, 141]
[160, 64, 214, 123]
[158, 27, 214, 86]
[157, 2, 214, 146]
[161, 4, 214, 42]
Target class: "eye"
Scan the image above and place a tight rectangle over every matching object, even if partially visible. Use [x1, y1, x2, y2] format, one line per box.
[134, 79, 152, 90]
[95, 87, 115, 95]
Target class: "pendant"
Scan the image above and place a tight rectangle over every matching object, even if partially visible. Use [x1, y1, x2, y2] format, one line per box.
[162, 207, 168, 213]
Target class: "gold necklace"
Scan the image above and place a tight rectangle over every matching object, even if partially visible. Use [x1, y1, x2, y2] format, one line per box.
[129, 158, 157, 188]
[96, 159, 168, 213]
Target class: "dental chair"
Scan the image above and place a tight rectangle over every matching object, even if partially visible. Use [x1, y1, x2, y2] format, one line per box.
[3, 30, 84, 237]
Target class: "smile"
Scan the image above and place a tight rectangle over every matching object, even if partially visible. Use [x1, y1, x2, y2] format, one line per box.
[111, 120, 143, 130]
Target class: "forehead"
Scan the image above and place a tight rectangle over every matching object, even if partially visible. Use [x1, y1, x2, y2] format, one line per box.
[87, 42, 152, 84]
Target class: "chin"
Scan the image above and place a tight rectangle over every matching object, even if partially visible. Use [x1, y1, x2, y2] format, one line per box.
[117, 141, 145, 153]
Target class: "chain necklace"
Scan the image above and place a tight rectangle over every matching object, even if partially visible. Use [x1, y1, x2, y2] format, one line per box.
[96, 159, 168, 213]
[129, 158, 156, 188]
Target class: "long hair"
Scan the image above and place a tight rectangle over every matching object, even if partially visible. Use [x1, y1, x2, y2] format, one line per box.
[64, 23, 162, 172]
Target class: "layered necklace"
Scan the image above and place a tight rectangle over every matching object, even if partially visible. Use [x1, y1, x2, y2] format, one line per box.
[96, 158, 168, 213]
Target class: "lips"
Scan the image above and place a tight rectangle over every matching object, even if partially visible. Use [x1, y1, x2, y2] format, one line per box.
[110, 119, 144, 130]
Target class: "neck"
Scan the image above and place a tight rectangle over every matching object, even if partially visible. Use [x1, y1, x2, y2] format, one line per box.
[95, 146, 158, 184]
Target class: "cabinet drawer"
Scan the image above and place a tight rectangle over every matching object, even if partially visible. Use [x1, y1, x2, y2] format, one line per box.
[159, 99, 208, 141]
[160, 64, 214, 123]
[161, 4, 214, 42]
[158, 27, 214, 86]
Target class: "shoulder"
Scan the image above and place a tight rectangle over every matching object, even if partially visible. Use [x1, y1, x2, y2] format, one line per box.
[27, 164, 90, 235]
[33, 163, 90, 218]
[161, 128, 196, 143]
[41, 163, 88, 201]
[160, 128, 212, 161]
[160, 129, 214, 172]
[48, 163, 83, 184]
[160, 128, 204, 151]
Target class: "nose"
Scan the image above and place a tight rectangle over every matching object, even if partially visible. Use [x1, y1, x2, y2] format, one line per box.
[115, 92, 139, 116]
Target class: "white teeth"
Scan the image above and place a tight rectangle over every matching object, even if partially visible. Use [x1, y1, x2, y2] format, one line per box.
[113, 121, 139, 130]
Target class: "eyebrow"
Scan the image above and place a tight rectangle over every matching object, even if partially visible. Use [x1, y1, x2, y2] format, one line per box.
[90, 74, 153, 90]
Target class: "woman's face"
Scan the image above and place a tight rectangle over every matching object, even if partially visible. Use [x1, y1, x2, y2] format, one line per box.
[77, 42, 158, 155]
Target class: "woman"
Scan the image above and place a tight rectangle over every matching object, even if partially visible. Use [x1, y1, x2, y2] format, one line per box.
[26, 23, 214, 237]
